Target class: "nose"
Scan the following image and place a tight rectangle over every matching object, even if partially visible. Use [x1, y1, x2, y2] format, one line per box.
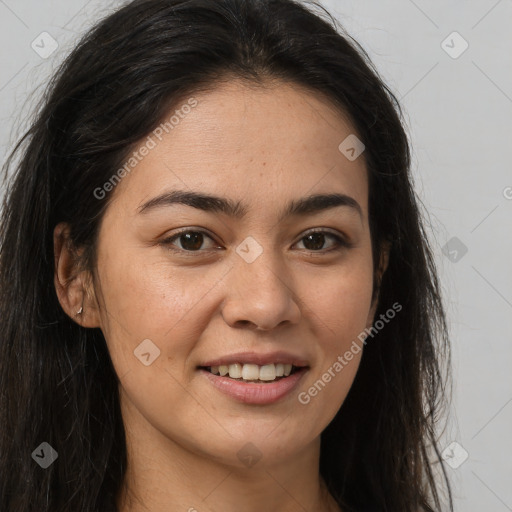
[221, 246, 302, 331]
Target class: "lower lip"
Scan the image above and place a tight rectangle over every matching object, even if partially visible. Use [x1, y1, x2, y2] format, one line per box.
[200, 367, 308, 405]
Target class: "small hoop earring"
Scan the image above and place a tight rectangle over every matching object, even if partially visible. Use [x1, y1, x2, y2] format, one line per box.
[76, 306, 83, 315]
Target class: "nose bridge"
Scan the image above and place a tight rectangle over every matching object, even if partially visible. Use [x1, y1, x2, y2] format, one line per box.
[221, 234, 301, 330]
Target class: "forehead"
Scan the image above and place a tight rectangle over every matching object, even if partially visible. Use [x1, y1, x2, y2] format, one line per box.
[110, 78, 368, 219]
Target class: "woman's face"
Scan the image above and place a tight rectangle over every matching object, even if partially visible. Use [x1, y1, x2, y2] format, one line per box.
[82, 79, 380, 468]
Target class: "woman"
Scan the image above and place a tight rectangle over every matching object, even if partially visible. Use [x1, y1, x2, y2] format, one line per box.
[0, 0, 453, 510]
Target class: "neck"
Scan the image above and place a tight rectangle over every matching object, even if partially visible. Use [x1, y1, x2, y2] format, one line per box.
[116, 399, 341, 512]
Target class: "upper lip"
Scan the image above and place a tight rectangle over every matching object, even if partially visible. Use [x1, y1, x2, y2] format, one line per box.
[199, 351, 310, 368]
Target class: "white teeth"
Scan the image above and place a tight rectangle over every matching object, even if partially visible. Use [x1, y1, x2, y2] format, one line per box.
[207, 362, 299, 381]
[259, 364, 276, 381]
[228, 363, 243, 379]
[241, 364, 260, 380]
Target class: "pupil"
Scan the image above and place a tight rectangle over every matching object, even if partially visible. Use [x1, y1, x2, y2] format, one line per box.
[181, 232, 203, 251]
[304, 233, 324, 251]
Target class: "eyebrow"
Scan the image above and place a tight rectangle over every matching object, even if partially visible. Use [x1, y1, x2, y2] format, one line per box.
[137, 189, 363, 222]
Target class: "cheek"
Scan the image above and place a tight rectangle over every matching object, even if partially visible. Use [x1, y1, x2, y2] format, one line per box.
[309, 260, 374, 342]
[95, 248, 231, 372]
[295, 270, 371, 430]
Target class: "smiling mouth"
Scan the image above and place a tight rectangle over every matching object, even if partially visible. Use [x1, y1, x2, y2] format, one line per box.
[198, 363, 304, 383]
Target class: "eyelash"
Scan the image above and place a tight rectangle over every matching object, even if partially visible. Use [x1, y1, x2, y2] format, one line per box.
[160, 228, 351, 255]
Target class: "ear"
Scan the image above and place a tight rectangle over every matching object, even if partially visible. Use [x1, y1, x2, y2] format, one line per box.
[366, 239, 391, 327]
[53, 222, 101, 328]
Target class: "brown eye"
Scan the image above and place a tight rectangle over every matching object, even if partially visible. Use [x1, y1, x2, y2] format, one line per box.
[176, 232, 205, 251]
[161, 230, 217, 252]
[301, 232, 328, 251]
[295, 230, 348, 252]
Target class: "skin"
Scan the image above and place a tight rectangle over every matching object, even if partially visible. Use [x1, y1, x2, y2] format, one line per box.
[54, 78, 389, 512]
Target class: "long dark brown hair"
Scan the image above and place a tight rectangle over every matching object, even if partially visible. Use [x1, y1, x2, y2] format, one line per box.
[0, 0, 453, 510]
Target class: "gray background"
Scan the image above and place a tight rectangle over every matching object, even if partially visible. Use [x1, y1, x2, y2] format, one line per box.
[1, 1, 511, 510]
